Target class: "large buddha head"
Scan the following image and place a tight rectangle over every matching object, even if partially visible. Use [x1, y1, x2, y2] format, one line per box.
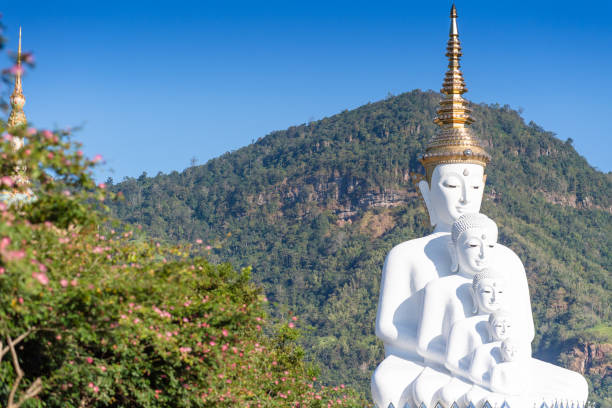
[471, 267, 506, 315]
[416, 3, 490, 232]
[449, 213, 498, 274]
[418, 164, 486, 230]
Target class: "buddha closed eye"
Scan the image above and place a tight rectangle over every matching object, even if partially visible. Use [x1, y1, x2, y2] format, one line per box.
[489, 312, 513, 341]
[471, 268, 507, 315]
[450, 213, 498, 275]
[500, 338, 524, 362]
[418, 163, 486, 228]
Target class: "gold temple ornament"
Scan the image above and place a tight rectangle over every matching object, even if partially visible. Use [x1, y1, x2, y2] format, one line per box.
[1, 27, 35, 206]
[8, 27, 27, 131]
[419, 4, 491, 184]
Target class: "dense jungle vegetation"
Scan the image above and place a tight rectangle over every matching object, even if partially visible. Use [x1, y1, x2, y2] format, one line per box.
[109, 90, 612, 405]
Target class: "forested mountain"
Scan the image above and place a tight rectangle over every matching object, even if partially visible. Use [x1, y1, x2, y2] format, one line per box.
[109, 90, 612, 404]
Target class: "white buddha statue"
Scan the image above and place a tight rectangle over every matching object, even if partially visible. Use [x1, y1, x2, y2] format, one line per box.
[468, 310, 515, 386]
[443, 267, 517, 380]
[489, 337, 530, 395]
[415, 267, 508, 407]
[371, 7, 533, 408]
[372, 5, 587, 407]
[409, 214, 499, 407]
[416, 213, 499, 366]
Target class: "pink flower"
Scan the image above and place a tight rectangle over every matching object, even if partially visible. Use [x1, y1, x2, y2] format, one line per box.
[92, 154, 103, 163]
[222, 329, 229, 337]
[100, 365, 107, 372]
[42, 130, 53, 140]
[47, 152, 54, 160]
[0, 267, 4, 275]
[5, 250, 25, 261]
[205, 245, 212, 250]
[26, 127, 37, 135]
[60, 279, 68, 287]
[86, 357, 93, 364]
[288, 322, 295, 328]
[70, 279, 78, 286]
[32, 272, 49, 285]
[1, 176, 14, 187]
[98, 183, 106, 189]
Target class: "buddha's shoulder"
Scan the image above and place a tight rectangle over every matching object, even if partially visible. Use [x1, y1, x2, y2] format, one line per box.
[494, 244, 523, 265]
[387, 232, 450, 256]
[453, 314, 487, 331]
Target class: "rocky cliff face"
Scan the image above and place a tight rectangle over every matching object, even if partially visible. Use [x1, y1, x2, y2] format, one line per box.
[567, 343, 612, 377]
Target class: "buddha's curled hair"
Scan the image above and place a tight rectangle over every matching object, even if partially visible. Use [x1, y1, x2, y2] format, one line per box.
[451, 213, 498, 244]
[488, 309, 513, 326]
[472, 267, 506, 292]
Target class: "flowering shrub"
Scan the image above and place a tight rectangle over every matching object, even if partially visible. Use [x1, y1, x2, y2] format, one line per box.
[0, 122, 368, 407]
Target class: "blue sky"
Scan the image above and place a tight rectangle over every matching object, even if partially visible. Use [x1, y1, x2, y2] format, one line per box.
[1, 0, 610, 181]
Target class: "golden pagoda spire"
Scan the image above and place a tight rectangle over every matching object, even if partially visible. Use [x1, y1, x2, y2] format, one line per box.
[419, 4, 490, 183]
[8, 27, 27, 129]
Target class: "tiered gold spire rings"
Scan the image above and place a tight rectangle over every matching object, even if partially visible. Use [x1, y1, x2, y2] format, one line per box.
[419, 4, 490, 183]
[8, 27, 27, 129]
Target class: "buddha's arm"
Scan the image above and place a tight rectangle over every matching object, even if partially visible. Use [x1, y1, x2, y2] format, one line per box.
[375, 246, 418, 351]
[444, 320, 469, 374]
[416, 283, 447, 363]
[469, 344, 497, 386]
[469, 347, 486, 384]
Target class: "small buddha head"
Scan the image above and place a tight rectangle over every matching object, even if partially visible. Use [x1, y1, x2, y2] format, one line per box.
[488, 310, 513, 342]
[417, 164, 486, 230]
[449, 213, 498, 274]
[471, 267, 506, 315]
[500, 338, 526, 362]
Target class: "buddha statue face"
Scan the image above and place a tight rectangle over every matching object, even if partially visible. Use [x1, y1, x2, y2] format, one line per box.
[488, 311, 513, 341]
[501, 338, 525, 362]
[455, 225, 497, 275]
[472, 269, 506, 315]
[475, 278, 504, 313]
[418, 163, 485, 230]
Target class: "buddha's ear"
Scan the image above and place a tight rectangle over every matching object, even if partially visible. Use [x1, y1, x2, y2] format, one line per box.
[470, 287, 478, 315]
[418, 180, 438, 227]
[447, 241, 458, 273]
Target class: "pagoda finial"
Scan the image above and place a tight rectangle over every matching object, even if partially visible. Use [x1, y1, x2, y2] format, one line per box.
[18, 26, 22, 63]
[418, 5, 490, 183]
[450, 4, 458, 35]
[8, 26, 27, 129]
